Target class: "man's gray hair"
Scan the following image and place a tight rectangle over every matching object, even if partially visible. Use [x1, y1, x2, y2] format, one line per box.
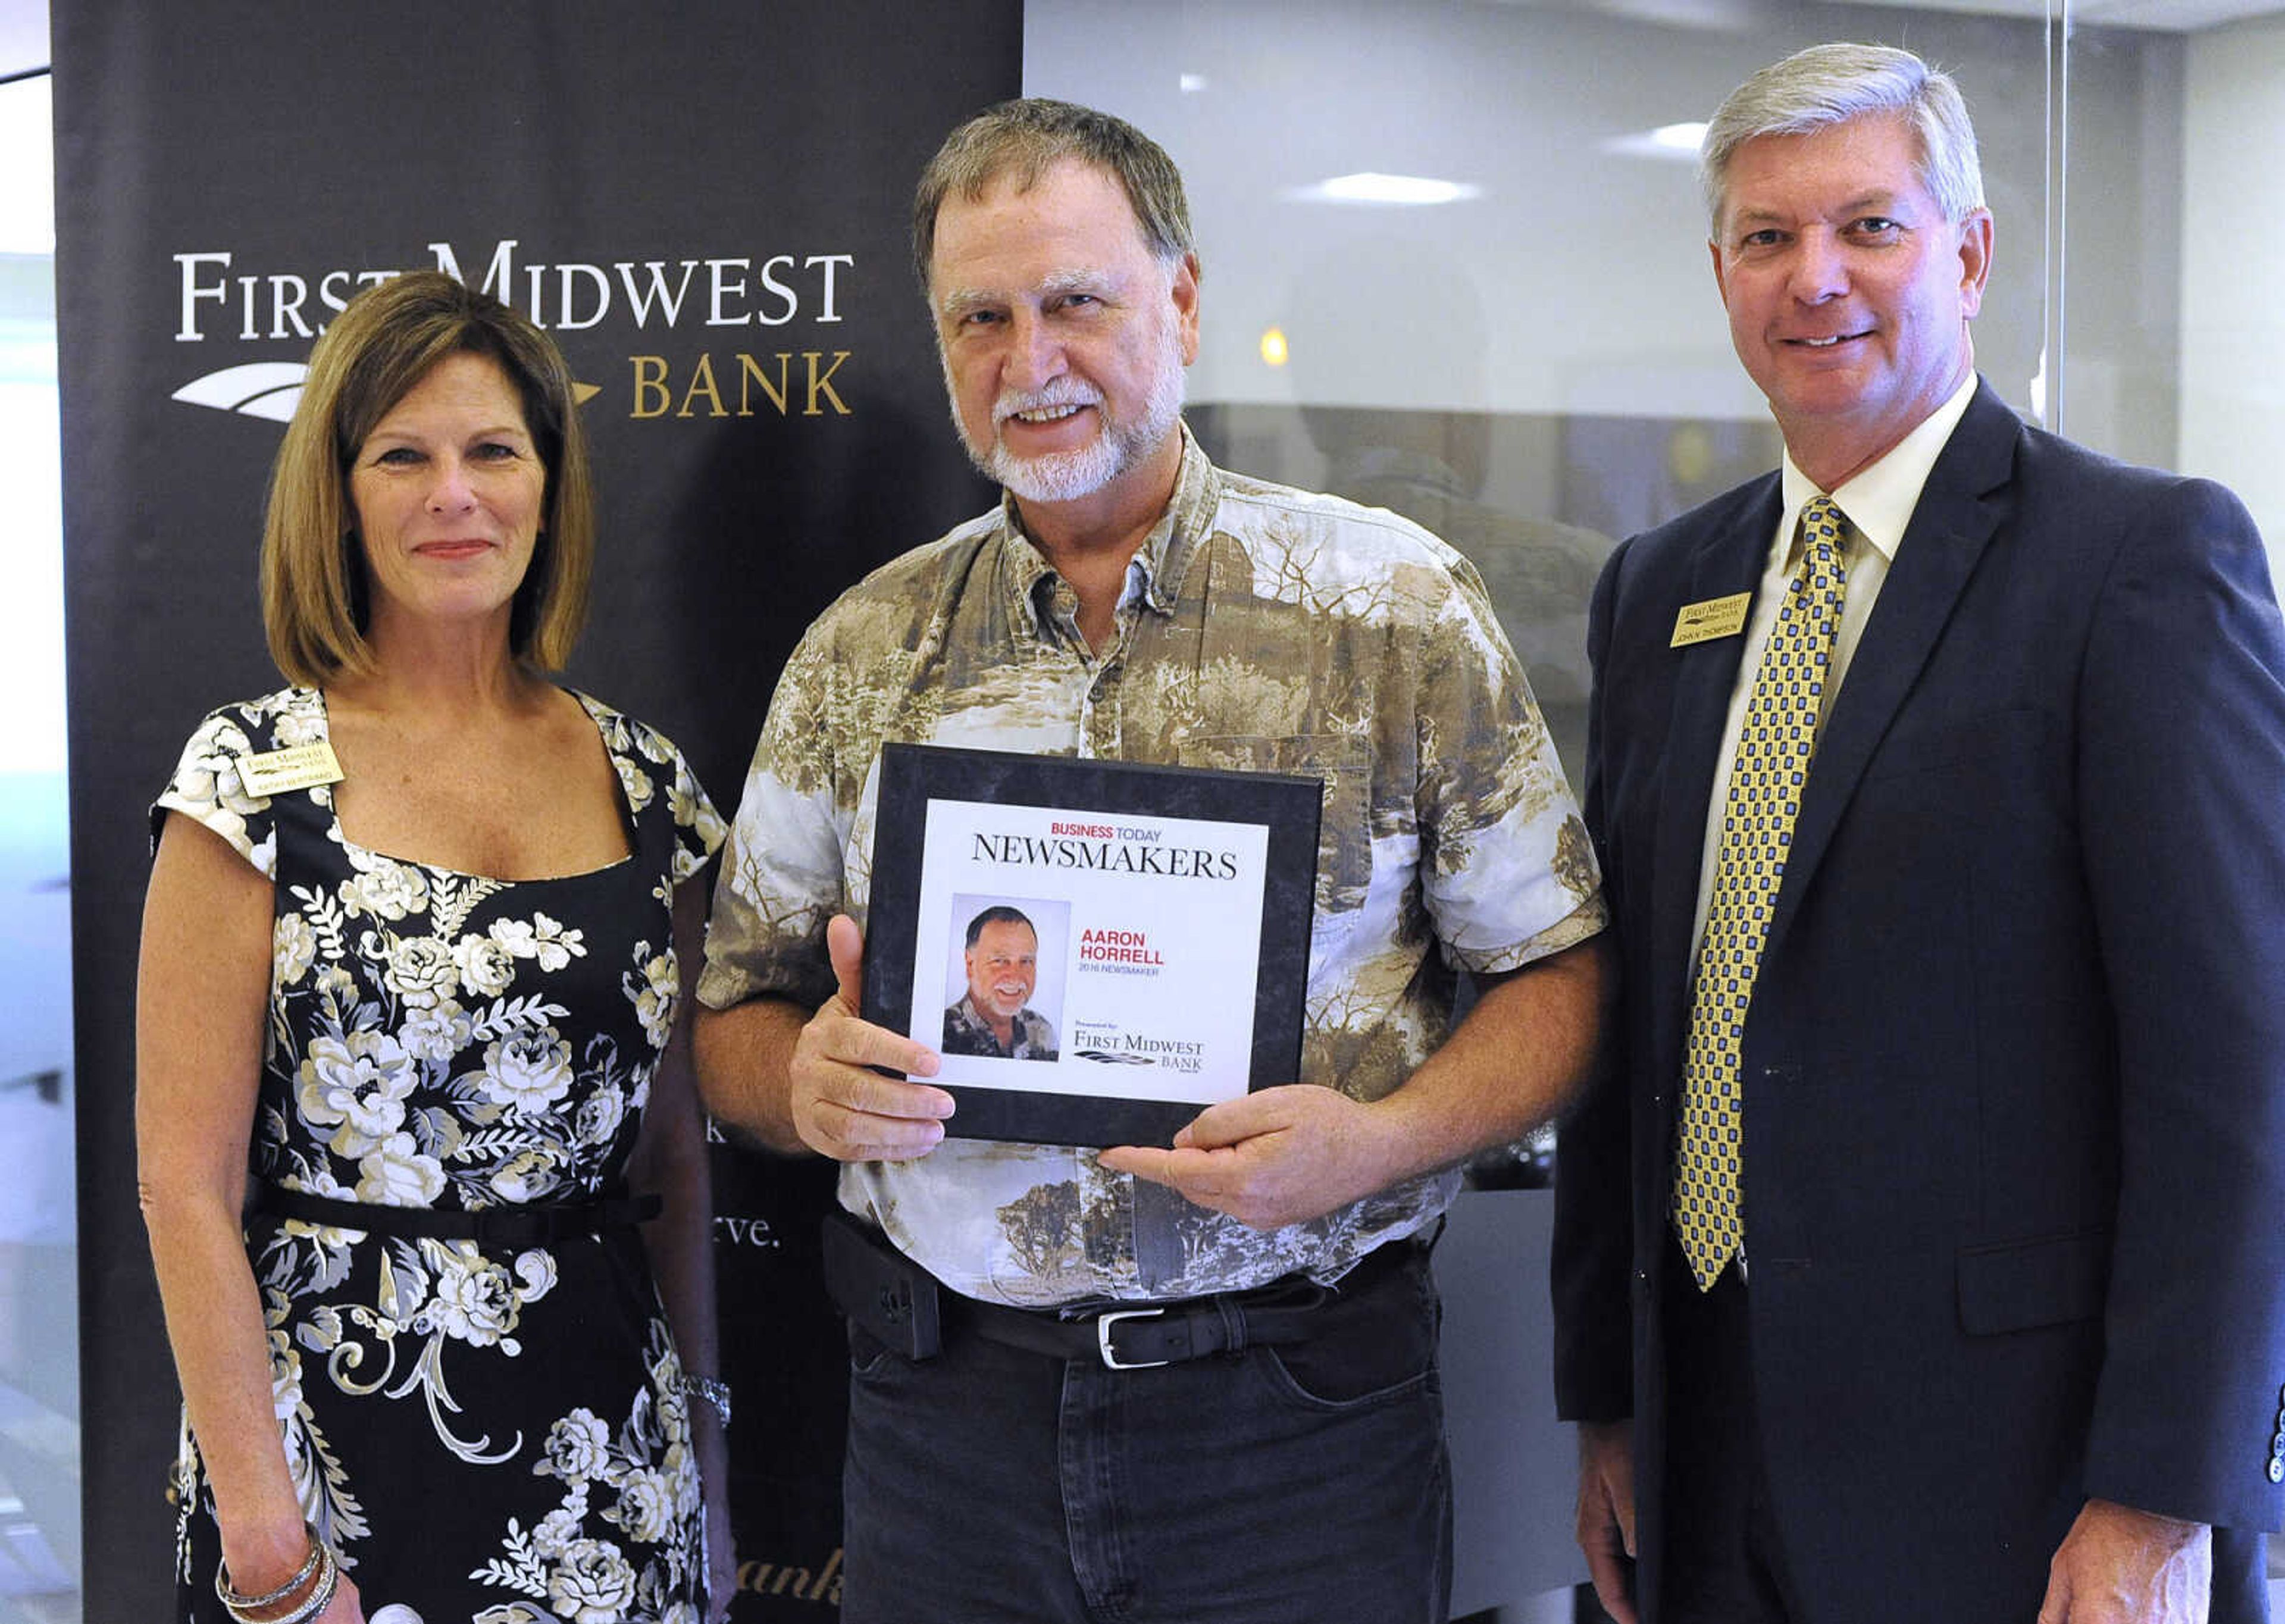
[965, 905, 1037, 949]
[1701, 43, 1984, 233]
[912, 97, 1195, 287]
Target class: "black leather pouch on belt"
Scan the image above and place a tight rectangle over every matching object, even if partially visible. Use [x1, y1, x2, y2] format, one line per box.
[821, 1208, 943, 1360]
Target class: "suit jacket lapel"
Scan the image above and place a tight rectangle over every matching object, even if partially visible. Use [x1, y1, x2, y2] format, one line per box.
[1765, 383, 2021, 955]
[1648, 478, 1780, 1083]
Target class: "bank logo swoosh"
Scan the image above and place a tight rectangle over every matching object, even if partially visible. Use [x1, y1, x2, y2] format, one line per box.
[175, 364, 601, 421]
[1074, 1049, 1156, 1066]
[172, 362, 308, 421]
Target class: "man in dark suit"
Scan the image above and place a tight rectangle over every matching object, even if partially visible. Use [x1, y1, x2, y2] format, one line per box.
[1552, 42, 2285, 1624]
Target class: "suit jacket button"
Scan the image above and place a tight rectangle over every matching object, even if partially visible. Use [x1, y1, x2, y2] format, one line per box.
[2268, 1458, 2283, 1485]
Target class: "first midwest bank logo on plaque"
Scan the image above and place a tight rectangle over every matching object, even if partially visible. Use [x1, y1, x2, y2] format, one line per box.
[165, 239, 859, 424]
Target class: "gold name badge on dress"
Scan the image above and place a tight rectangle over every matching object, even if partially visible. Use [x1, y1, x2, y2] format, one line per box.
[1671, 593, 1752, 648]
[237, 741, 346, 797]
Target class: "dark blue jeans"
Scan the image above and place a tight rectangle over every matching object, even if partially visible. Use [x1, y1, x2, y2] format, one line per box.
[840, 1245, 1452, 1624]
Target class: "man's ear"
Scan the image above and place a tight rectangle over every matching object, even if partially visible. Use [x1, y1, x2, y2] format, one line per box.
[1172, 251, 1201, 365]
[1955, 209, 1994, 320]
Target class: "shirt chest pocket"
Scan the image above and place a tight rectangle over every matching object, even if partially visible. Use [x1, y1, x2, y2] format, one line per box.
[1176, 733, 1376, 938]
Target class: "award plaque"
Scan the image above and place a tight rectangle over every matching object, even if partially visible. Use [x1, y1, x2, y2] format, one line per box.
[862, 743, 1321, 1147]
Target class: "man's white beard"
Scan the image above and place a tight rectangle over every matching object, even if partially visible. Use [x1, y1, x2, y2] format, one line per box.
[955, 323, 1187, 505]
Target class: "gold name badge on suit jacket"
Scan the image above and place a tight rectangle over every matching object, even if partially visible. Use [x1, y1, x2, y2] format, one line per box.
[1671, 593, 1751, 649]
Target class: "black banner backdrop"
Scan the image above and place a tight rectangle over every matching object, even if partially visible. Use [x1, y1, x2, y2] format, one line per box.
[54, 4, 1019, 1616]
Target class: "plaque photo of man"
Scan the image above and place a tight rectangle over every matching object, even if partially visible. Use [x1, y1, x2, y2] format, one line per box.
[942, 899, 1063, 1062]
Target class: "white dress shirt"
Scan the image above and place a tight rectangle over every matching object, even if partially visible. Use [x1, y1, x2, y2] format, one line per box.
[1689, 371, 1981, 954]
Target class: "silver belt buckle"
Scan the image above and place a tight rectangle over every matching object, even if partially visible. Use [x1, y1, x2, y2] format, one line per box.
[1095, 1306, 1167, 1369]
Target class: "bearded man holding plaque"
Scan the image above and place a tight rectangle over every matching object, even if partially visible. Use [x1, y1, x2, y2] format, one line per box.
[694, 99, 1608, 1623]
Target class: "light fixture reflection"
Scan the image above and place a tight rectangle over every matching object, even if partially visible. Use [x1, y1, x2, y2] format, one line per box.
[1285, 172, 1482, 206]
[1260, 326, 1289, 367]
[1601, 121, 1709, 163]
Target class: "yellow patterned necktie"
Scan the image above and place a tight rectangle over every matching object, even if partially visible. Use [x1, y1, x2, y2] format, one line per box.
[1674, 494, 1850, 1291]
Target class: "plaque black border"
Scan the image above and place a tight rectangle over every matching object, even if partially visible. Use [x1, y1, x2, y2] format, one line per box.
[863, 742, 1320, 1147]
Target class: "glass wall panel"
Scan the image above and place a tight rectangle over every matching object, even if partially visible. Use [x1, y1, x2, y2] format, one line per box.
[2176, 6, 2285, 566]
[0, 60, 79, 1624]
[2054, 21, 2186, 467]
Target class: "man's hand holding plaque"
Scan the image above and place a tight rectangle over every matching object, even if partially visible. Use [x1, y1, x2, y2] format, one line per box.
[789, 915, 954, 1162]
[1098, 1086, 1403, 1231]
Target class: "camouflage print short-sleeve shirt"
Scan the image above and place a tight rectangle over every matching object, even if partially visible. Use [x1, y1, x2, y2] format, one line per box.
[941, 995, 1059, 1062]
[700, 428, 1605, 1307]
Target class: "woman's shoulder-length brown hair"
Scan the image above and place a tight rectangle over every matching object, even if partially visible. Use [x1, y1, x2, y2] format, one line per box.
[260, 268, 595, 687]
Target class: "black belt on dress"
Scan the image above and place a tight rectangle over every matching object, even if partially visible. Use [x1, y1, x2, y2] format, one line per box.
[252, 1185, 662, 1249]
[954, 1234, 1414, 1371]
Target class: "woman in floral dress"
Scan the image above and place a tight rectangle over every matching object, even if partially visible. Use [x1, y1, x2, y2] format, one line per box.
[138, 272, 732, 1624]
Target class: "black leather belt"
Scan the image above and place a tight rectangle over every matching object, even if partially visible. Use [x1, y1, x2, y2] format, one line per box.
[253, 1185, 661, 1250]
[954, 1237, 1413, 1372]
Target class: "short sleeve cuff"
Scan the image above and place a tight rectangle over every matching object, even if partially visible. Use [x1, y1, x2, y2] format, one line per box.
[1445, 894, 1608, 977]
[151, 703, 288, 880]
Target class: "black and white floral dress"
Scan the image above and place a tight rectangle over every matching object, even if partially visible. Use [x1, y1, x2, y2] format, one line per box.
[155, 686, 727, 1624]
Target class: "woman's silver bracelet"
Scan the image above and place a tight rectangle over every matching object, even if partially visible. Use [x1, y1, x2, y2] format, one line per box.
[216, 1528, 337, 1623]
[214, 1524, 322, 1611]
[684, 1372, 732, 1427]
